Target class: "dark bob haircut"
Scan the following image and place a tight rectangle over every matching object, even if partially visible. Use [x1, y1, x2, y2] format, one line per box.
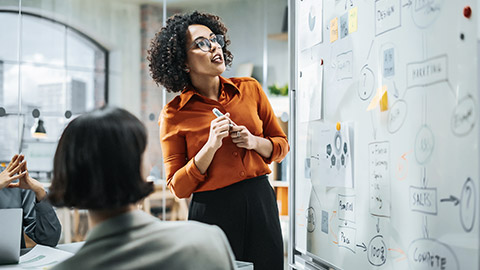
[48, 106, 153, 209]
[147, 11, 234, 93]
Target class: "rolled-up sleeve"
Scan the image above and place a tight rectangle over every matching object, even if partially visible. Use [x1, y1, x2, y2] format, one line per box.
[160, 110, 207, 198]
[255, 81, 290, 163]
[22, 190, 61, 247]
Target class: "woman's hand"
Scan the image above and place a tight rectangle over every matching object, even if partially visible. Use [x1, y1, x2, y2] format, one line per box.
[8, 161, 46, 201]
[230, 125, 273, 159]
[0, 154, 27, 190]
[207, 112, 233, 150]
[230, 125, 257, 150]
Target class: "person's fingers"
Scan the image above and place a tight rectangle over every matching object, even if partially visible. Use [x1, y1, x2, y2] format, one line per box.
[216, 126, 230, 136]
[212, 118, 230, 128]
[7, 155, 21, 172]
[7, 182, 20, 188]
[235, 143, 247, 148]
[218, 129, 229, 137]
[222, 112, 237, 126]
[9, 161, 26, 177]
[229, 126, 241, 132]
[9, 171, 27, 182]
[6, 155, 18, 170]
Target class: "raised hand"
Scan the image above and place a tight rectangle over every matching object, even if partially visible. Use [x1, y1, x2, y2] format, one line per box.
[8, 161, 46, 201]
[0, 154, 26, 190]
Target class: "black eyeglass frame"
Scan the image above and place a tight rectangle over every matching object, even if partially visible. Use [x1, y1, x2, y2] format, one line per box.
[188, 34, 225, 52]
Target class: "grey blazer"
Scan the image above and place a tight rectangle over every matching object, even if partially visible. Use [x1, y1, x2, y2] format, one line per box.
[52, 210, 237, 270]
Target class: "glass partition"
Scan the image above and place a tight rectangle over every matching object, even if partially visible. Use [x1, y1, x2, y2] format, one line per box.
[0, 4, 107, 181]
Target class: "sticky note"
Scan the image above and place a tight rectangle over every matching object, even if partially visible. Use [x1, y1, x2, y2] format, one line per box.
[330, 17, 338, 43]
[367, 85, 387, 111]
[340, 13, 349, 39]
[380, 90, 389, 112]
[349, 7, 358, 33]
[383, 48, 395, 77]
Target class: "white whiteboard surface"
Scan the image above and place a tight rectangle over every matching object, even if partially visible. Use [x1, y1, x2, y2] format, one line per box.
[290, 0, 479, 269]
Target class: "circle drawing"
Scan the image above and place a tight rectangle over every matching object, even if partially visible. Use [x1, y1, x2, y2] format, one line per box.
[460, 178, 476, 232]
[414, 125, 435, 165]
[411, 0, 445, 29]
[388, 100, 408, 133]
[358, 65, 375, 101]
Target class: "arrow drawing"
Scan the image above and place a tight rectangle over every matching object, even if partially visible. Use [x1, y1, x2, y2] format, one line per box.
[392, 81, 399, 98]
[367, 40, 374, 60]
[330, 211, 338, 244]
[440, 195, 460, 206]
[376, 218, 380, 233]
[388, 248, 407, 262]
[422, 167, 427, 188]
[423, 216, 429, 239]
[403, 0, 412, 8]
[356, 242, 367, 252]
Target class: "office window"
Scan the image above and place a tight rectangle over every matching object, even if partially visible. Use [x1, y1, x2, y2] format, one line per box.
[0, 11, 107, 180]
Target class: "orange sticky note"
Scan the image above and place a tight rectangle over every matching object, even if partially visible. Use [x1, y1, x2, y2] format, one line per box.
[380, 90, 389, 112]
[330, 17, 338, 43]
[367, 85, 387, 111]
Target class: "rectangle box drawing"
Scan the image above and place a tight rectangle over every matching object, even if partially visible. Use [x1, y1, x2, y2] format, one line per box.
[406, 55, 448, 88]
[336, 50, 353, 81]
[409, 186, 438, 215]
[338, 194, 355, 223]
[338, 226, 356, 253]
[369, 141, 391, 217]
[375, 0, 401, 36]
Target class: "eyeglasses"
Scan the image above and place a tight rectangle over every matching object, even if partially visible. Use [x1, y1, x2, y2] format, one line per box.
[188, 34, 225, 52]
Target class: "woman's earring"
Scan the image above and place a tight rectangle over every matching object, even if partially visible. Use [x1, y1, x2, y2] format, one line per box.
[184, 68, 190, 73]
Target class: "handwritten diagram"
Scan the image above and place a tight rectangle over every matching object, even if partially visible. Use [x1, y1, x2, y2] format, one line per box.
[293, 0, 479, 269]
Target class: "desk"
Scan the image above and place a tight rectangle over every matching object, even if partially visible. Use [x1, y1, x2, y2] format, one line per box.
[20, 242, 84, 256]
[21, 242, 253, 269]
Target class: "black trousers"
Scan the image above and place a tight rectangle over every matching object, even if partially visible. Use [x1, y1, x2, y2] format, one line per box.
[189, 175, 284, 270]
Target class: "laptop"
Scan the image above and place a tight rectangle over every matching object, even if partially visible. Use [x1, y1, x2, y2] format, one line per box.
[0, 208, 22, 264]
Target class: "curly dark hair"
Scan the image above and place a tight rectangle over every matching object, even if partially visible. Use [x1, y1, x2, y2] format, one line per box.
[147, 11, 234, 93]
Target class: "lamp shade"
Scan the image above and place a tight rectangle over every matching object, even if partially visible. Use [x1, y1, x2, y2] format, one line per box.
[32, 119, 47, 138]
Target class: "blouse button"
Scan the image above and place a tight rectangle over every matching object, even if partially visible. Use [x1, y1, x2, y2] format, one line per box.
[239, 171, 245, 177]
[233, 151, 238, 157]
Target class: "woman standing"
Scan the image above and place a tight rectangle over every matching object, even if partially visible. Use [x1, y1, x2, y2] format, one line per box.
[148, 11, 289, 269]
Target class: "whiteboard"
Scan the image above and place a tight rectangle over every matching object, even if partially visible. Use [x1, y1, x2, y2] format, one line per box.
[289, 0, 479, 269]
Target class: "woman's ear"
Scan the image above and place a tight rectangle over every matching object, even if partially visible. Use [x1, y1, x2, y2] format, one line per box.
[183, 62, 190, 73]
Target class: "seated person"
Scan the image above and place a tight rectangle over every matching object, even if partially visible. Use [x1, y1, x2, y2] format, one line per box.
[0, 154, 61, 248]
[48, 106, 236, 270]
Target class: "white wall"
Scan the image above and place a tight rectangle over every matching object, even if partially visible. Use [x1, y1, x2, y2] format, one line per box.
[176, 0, 289, 88]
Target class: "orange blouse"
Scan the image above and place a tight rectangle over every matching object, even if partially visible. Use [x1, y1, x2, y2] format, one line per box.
[159, 76, 289, 198]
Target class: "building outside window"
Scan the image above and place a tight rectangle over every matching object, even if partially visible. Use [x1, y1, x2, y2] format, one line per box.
[0, 11, 108, 181]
